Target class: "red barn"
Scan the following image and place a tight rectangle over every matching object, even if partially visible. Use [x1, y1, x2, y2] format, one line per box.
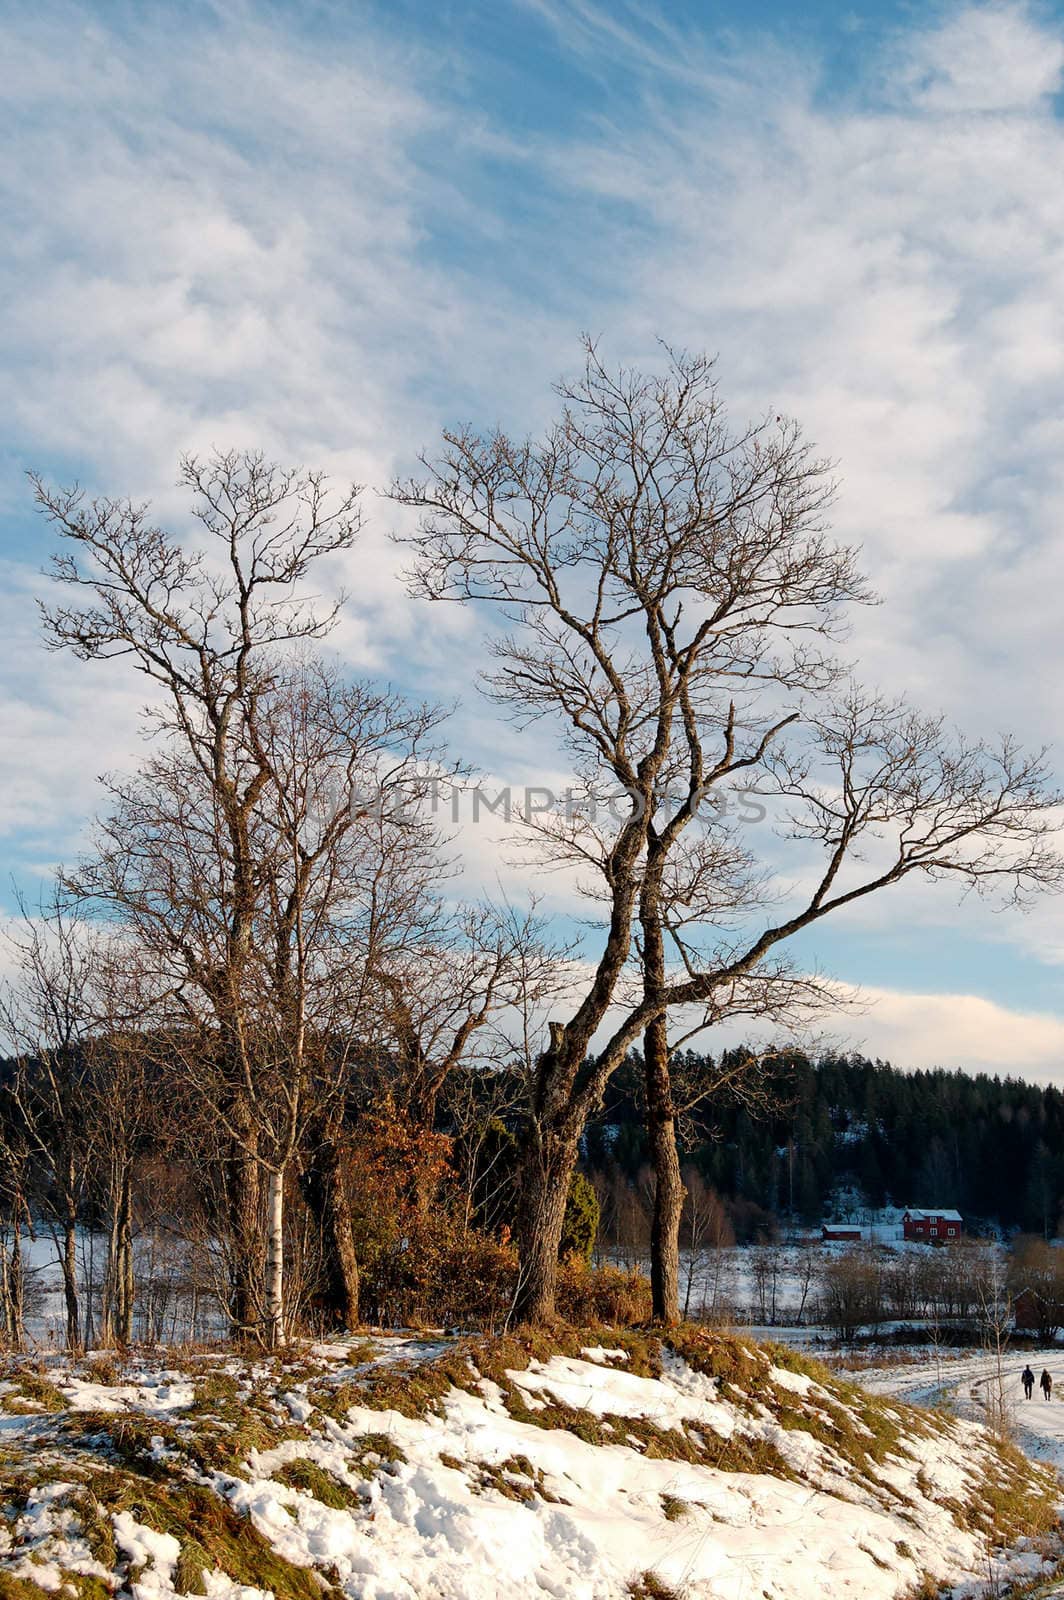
[902, 1208, 962, 1243]
[822, 1224, 862, 1242]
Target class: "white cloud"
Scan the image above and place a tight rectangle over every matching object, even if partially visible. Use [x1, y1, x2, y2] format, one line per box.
[894, 4, 1064, 112]
[3, 0, 1064, 1042]
[0, 2, 579, 865]
[549, 2, 1064, 741]
[835, 982, 1064, 1080]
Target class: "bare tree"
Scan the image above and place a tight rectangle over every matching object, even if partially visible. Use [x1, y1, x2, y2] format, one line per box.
[245, 660, 451, 1344]
[394, 344, 1062, 1324]
[679, 1167, 734, 1321]
[0, 1124, 30, 1351]
[1008, 1236, 1064, 1342]
[791, 1242, 818, 1326]
[820, 1250, 884, 1343]
[65, 654, 452, 1345]
[393, 342, 860, 1321]
[750, 1240, 785, 1326]
[34, 450, 363, 1331]
[978, 1251, 1015, 1438]
[91, 1036, 154, 1348]
[0, 894, 101, 1351]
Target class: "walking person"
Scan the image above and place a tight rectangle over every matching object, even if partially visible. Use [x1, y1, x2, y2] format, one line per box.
[1041, 1368, 1053, 1400]
[1023, 1365, 1035, 1399]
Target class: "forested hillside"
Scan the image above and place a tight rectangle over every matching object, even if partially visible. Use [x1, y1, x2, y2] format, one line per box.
[585, 1051, 1064, 1237]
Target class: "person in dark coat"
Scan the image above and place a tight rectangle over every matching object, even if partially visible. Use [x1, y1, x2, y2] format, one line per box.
[1023, 1365, 1035, 1399]
[1041, 1368, 1053, 1400]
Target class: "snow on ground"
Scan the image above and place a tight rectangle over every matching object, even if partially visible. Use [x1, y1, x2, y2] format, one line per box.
[851, 1346, 1064, 1471]
[2, 1330, 1062, 1600]
[843, 1346, 1064, 1596]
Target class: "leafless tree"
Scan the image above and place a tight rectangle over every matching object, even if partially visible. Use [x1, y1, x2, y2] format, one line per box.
[91, 1039, 154, 1347]
[1008, 1236, 1064, 1341]
[0, 893, 101, 1350]
[64, 654, 452, 1345]
[245, 659, 452, 1344]
[394, 344, 1062, 1324]
[0, 1131, 30, 1350]
[393, 342, 861, 1321]
[444, 1063, 526, 1236]
[791, 1242, 818, 1326]
[34, 450, 363, 1331]
[977, 1250, 1015, 1438]
[820, 1250, 885, 1343]
[679, 1167, 734, 1321]
[750, 1241, 787, 1326]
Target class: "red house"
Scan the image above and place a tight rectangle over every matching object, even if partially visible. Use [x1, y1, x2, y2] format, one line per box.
[902, 1208, 963, 1243]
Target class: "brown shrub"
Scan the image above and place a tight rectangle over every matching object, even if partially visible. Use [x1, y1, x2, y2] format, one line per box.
[556, 1260, 651, 1326]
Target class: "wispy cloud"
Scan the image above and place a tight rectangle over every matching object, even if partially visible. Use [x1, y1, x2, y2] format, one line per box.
[3, 0, 1064, 1067]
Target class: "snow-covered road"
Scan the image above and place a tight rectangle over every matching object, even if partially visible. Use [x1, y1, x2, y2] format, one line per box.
[855, 1349, 1064, 1471]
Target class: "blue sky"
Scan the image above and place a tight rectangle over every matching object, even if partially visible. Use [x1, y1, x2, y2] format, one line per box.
[4, 0, 1064, 1075]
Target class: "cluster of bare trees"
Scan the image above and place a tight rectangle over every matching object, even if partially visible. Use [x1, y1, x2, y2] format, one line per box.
[819, 1242, 1016, 1342]
[0, 455, 563, 1349]
[2, 341, 1061, 1342]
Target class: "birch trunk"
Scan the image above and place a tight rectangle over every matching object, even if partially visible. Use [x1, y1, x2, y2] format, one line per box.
[62, 1215, 80, 1352]
[265, 1168, 286, 1349]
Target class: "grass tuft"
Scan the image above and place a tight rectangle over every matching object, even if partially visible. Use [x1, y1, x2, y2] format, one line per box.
[273, 1457, 361, 1510]
[626, 1573, 680, 1600]
[1, 1372, 67, 1414]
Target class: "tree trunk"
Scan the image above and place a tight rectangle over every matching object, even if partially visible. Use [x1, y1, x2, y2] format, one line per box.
[0, 1236, 12, 1348]
[644, 1013, 683, 1326]
[62, 1214, 80, 1352]
[265, 1168, 286, 1349]
[302, 1135, 360, 1331]
[121, 1205, 135, 1346]
[640, 838, 684, 1328]
[7, 1187, 26, 1351]
[111, 1164, 135, 1346]
[101, 1158, 133, 1348]
[223, 1111, 262, 1338]
[101, 1212, 119, 1347]
[510, 1126, 578, 1325]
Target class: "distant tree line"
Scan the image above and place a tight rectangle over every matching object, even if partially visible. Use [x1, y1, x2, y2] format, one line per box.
[585, 1050, 1064, 1239]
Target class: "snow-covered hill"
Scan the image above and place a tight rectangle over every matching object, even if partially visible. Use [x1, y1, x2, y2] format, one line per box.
[1, 1329, 1061, 1600]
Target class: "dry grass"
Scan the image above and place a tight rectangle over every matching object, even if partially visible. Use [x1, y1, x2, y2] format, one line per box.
[1, 1328, 1061, 1600]
[273, 1456, 361, 1509]
[0, 1370, 68, 1414]
[626, 1573, 681, 1600]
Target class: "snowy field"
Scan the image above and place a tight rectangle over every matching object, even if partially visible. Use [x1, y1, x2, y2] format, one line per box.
[2, 1330, 1063, 1599]
[14, 1211, 1013, 1350]
[15, 1226, 223, 1349]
